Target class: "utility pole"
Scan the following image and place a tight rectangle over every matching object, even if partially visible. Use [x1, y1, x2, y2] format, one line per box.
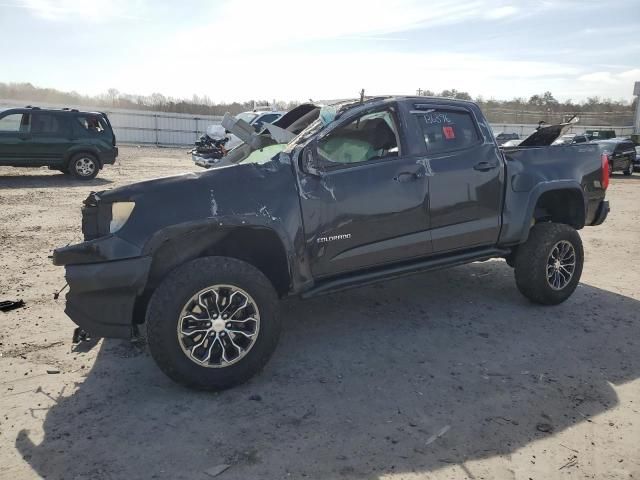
[633, 82, 640, 144]
[634, 82, 640, 132]
[416, 88, 423, 96]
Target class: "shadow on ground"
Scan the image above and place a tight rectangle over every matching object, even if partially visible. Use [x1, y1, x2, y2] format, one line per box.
[15, 261, 640, 479]
[0, 173, 112, 189]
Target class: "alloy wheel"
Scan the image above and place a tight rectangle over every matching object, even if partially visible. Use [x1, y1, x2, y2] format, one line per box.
[75, 157, 96, 177]
[546, 240, 576, 290]
[177, 285, 260, 368]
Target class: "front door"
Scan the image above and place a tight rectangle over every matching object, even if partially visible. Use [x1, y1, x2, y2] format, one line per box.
[0, 112, 31, 165]
[298, 106, 432, 278]
[411, 105, 504, 253]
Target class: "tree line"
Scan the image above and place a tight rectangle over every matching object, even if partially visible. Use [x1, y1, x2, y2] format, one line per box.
[416, 88, 636, 125]
[1, 82, 636, 125]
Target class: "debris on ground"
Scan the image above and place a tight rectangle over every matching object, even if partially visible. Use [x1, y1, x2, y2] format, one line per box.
[53, 283, 68, 300]
[558, 454, 578, 470]
[0, 300, 25, 312]
[72, 328, 90, 344]
[204, 464, 231, 477]
[536, 423, 553, 433]
[425, 425, 451, 446]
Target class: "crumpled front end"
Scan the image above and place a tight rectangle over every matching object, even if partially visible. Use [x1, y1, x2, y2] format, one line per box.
[54, 191, 150, 338]
[63, 256, 152, 338]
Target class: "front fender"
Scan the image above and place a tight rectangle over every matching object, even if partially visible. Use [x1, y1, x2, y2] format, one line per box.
[141, 216, 301, 293]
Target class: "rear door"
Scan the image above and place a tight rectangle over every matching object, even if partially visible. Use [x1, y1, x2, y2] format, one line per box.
[298, 104, 432, 278]
[0, 112, 31, 164]
[29, 112, 72, 166]
[412, 104, 504, 253]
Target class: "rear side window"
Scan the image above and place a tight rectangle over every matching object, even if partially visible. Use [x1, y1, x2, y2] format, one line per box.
[75, 115, 107, 134]
[32, 113, 64, 134]
[415, 109, 479, 154]
[0, 113, 29, 132]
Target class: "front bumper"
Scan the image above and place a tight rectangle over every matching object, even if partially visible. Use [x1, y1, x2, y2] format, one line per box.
[63, 256, 152, 338]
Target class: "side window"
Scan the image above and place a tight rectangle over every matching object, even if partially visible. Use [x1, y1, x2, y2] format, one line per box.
[31, 113, 64, 135]
[75, 115, 106, 134]
[317, 110, 400, 165]
[0, 113, 29, 132]
[415, 109, 479, 154]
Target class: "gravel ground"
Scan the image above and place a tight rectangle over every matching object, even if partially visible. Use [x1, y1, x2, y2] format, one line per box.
[0, 146, 639, 480]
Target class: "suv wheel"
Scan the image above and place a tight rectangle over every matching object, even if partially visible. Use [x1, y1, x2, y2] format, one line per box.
[69, 153, 99, 180]
[146, 257, 280, 391]
[514, 223, 583, 305]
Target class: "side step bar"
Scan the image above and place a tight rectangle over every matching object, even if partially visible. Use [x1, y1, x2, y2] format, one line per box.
[301, 247, 511, 299]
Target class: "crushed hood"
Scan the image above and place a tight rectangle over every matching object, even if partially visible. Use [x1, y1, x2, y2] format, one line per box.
[221, 103, 320, 165]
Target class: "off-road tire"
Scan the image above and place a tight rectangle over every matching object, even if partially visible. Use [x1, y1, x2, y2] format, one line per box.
[623, 162, 633, 176]
[514, 223, 583, 305]
[146, 256, 280, 391]
[69, 153, 99, 180]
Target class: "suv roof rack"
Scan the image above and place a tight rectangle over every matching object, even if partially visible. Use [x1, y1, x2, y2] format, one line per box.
[24, 105, 41, 110]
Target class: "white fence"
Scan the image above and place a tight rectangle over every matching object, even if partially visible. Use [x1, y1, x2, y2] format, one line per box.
[0, 99, 223, 146]
[105, 109, 222, 146]
[490, 123, 635, 138]
[1, 99, 635, 146]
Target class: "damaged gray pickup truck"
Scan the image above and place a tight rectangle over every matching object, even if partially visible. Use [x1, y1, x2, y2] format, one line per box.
[53, 97, 610, 390]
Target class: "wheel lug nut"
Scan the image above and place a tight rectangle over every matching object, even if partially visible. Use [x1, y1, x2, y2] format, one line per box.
[222, 314, 228, 319]
[220, 332, 225, 336]
[226, 323, 231, 328]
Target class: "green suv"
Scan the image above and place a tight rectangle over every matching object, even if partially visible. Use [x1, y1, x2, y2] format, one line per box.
[0, 106, 117, 179]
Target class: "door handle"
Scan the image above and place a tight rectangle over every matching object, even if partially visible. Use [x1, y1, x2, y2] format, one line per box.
[473, 161, 497, 172]
[394, 171, 421, 183]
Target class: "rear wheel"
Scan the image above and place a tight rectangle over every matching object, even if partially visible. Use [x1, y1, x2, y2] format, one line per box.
[623, 160, 633, 176]
[146, 256, 280, 391]
[69, 153, 99, 180]
[514, 223, 583, 305]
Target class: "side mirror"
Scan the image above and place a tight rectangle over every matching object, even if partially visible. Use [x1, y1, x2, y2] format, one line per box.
[301, 144, 321, 177]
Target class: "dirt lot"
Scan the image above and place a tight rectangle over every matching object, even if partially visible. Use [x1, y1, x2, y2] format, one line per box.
[0, 146, 638, 480]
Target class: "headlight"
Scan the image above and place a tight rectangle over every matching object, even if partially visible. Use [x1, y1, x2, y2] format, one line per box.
[109, 202, 135, 233]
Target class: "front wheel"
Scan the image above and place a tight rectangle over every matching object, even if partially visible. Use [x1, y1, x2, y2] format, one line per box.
[146, 256, 280, 391]
[514, 223, 584, 305]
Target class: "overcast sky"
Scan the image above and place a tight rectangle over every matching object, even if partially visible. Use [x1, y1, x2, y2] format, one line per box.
[1, 0, 639, 103]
